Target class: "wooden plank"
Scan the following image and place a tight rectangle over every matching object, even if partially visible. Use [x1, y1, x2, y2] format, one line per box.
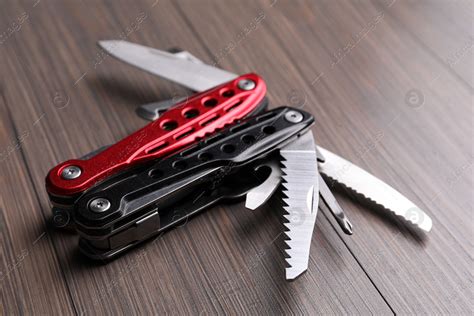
[0, 0, 471, 314]
[0, 92, 75, 313]
[1, 0, 219, 314]
[0, 0, 393, 314]
[236, 0, 472, 313]
[374, 0, 473, 88]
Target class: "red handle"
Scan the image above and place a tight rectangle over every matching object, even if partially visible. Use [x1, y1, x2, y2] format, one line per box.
[46, 73, 266, 196]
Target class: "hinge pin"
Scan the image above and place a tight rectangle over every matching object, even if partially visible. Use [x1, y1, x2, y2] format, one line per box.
[89, 198, 111, 213]
[284, 110, 303, 123]
[61, 166, 82, 180]
[237, 79, 256, 91]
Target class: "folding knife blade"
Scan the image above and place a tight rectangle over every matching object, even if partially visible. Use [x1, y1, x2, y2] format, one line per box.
[317, 146, 432, 232]
[165, 48, 205, 65]
[244, 159, 353, 235]
[245, 161, 282, 210]
[281, 131, 319, 280]
[98, 40, 237, 91]
[136, 97, 186, 121]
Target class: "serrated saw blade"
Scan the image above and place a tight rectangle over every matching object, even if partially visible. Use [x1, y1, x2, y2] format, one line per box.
[317, 146, 432, 232]
[280, 131, 319, 280]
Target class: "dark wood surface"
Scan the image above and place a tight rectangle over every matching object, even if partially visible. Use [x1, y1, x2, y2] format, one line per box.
[0, 0, 472, 314]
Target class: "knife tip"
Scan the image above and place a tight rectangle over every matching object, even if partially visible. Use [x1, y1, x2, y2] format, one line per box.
[97, 40, 109, 48]
[97, 40, 124, 50]
[418, 214, 433, 232]
[334, 215, 353, 235]
[244, 196, 258, 211]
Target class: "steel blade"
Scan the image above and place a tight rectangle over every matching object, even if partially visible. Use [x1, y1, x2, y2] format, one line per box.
[317, 146, 432, 232]
[245, 161, 282, 210]
[318, 174, 353, 235]
[166, 49, 205, 65]
[136, 97, 186, 121]
[98, 40, 237, 91]
[280, 131, 319, 280]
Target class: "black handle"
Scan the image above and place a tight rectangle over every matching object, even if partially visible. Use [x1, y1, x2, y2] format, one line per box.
[74, 106, 314, 257]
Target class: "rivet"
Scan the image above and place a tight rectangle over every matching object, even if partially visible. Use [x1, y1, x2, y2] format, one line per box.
[237, 79, 256, 91]
[61, 166, 82, 180]
[88, 198, 111, 213]
[284, 110, 303, 123]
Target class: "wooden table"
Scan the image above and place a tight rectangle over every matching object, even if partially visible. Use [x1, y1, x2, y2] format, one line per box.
[1, 0, 472, 314]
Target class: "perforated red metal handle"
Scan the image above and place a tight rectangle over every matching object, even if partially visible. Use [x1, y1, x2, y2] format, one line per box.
[46, 73, 266, 196]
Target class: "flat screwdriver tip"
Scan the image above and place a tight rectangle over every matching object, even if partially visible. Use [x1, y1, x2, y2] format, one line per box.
[338, 217, 353, 235]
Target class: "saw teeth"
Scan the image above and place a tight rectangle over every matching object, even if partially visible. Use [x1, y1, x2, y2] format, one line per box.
[317, 146, 432, 232]
[323, 172, 433, 232]
[278, 133, 319, 280]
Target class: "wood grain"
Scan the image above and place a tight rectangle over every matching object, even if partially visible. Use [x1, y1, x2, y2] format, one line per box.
[0, 0, 472, 314]
[0, 95, 75, 314]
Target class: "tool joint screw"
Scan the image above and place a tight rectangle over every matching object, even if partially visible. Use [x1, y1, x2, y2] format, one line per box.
[61, 166, 82, 180]
[89, 198, 111, 213]
[237, 79, 256, 91]
[284, 110, 303, 123]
